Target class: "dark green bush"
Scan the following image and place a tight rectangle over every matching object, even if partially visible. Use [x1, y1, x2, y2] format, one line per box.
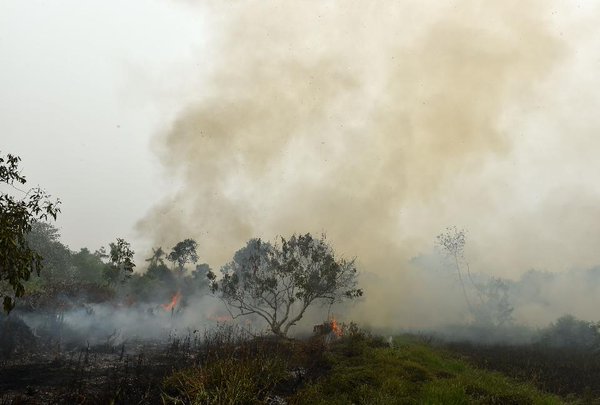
[539, 314, 600, 349]
[335, 322, 389, 357]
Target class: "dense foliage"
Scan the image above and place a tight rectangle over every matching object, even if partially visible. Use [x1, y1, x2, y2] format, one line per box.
[103, 238, 136, 285]
[0, 153, 61, 312]
[167, 238, 199, 276]
[3, 220, 209, 317]
[209, 233, 363, 337]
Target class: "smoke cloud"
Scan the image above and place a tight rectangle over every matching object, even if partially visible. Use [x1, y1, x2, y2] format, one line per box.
[138, 1, 600, 328]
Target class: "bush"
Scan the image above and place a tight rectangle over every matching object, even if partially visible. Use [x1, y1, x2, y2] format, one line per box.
[538, 314, 600, 349]
[0, 313, 37, 358]
[335, 323, 389, 357]
[162, 355, 288, 404]
[162, 325, 291, 404]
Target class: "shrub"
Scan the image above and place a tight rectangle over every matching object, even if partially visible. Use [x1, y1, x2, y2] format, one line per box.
[538, 314, 600, 349]
[335, 323, 388, 357]
[162, 353, 288, 404]
[162, 325, 292, 404]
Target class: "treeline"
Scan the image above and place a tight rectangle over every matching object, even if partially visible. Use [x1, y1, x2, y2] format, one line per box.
[13, 221, 210, 313]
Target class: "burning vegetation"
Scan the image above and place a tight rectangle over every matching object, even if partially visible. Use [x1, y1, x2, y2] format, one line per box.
[5, 154, 600, 403]
[207, 235, 362, 338]
[313, 318, 344, 340]
[3, 0, 600, 402]
[161, 291, 182, 313]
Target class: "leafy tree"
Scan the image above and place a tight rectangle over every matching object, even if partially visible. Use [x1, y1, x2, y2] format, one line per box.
[0, 153, 60, 312]
[27, 221, 73, 283]
[192, 263, 210, 282]
[103, 238, 135, 285]
[126, 272, 161, 303]
[145, 246, 174, 282]
[167, 239, 198, 276]
[72, 247, 107, 285]
[208, 233, 363, 337]
[146, 263, 174, 283]
[540, 315, 600, 349]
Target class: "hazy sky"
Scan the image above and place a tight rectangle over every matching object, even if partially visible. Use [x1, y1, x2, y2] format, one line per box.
[1, 0, 211, 251]
[3, 1, 600, 285]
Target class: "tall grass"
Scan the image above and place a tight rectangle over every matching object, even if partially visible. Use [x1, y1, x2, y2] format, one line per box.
[162, 325, 294, 404]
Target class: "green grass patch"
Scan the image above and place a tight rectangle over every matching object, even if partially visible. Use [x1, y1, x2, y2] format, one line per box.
[291, 335, 565, 404]
[160, 326, 571, 404]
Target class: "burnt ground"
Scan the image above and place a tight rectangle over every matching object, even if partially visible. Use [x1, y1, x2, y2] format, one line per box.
[0, 321, 320, 405]
[0, 338, 199, 404]
[440, 341, 600, 401]
[5, 327, 600, 404]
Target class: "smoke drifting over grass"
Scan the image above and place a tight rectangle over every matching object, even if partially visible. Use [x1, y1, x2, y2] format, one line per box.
[138, 1, 600, 328]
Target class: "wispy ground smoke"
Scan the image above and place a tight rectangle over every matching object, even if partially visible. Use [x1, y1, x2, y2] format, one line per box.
[138, 1, 600, 328]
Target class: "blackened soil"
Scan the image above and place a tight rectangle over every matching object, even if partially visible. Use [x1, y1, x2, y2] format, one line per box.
[443, 342, 600, 400]
[0, 342, 188, 404]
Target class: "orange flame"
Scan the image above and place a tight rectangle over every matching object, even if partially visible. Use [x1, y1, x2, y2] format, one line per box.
[162, 291, 182, 312]
[330, 318, 343, 337]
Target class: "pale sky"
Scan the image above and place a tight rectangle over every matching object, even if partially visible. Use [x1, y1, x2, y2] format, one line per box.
[1, 0, 212, 251]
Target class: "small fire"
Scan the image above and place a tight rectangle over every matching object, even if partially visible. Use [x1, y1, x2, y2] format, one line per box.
[330, 317, 343, 337]
[162, 291, 182, 312]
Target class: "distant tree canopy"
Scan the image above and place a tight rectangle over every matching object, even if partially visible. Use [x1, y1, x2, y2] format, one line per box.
[540, 315, 600, 349]
[208, 233, 363, 337]
[167, 239, 198, 275]
[124, 240, 209, 304]
[27, 221, 72, 282]
[0, 163, 209, 311]
[15, 223, 115, 310]
[146, 247, 166, 269]
[71, 247, 106, 285]
[0, 153, 61, 312]
[103, 238, 135, 285]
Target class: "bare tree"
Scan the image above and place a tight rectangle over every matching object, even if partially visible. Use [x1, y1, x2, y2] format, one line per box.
[208, 233, 362, 337]
[436, 226, 513, 326]
[437, 227, 474, 314]
[145, 247, 166, 268]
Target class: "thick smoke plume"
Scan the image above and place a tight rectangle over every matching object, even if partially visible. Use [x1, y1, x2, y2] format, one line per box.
[138, 1, 600, 328]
